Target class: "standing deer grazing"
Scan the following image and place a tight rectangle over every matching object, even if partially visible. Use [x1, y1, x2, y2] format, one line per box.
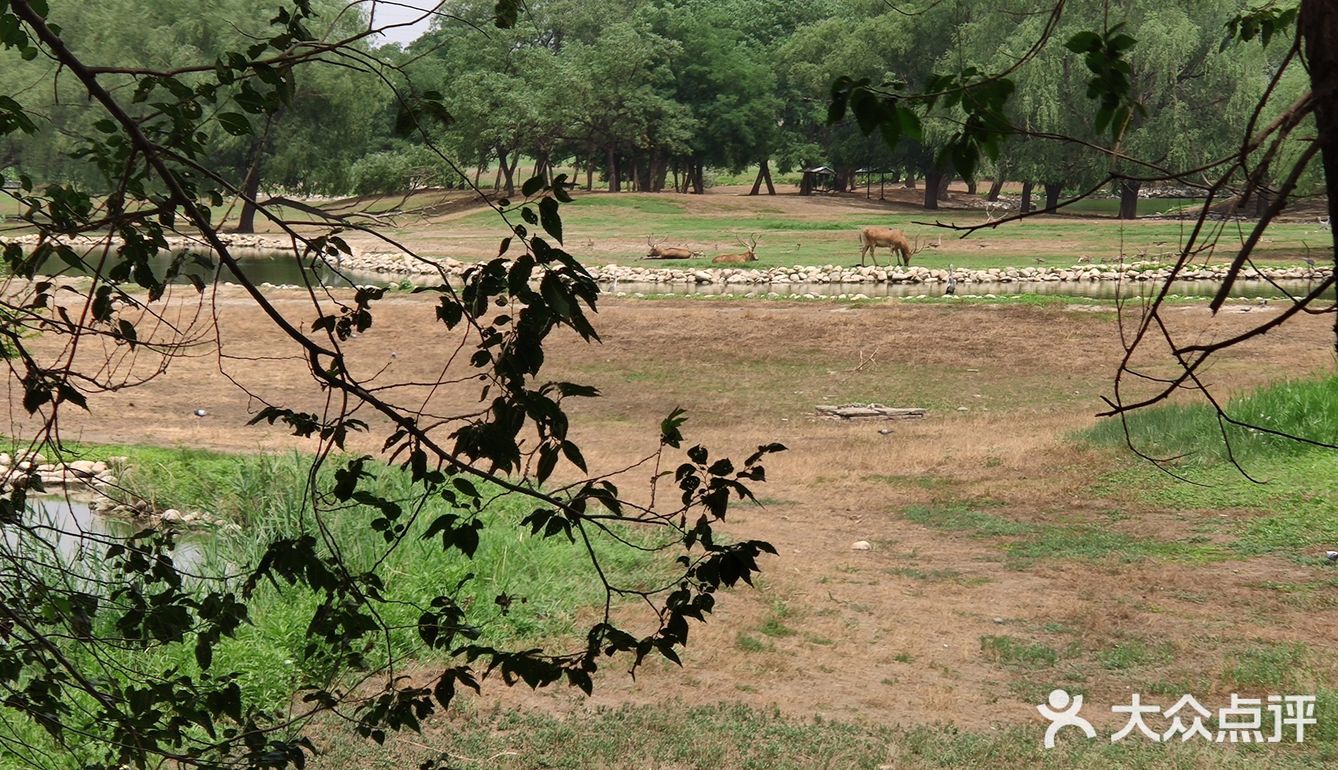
[712, 235, 758, 264]
[858, 227, 924, 267]
[645, 234, 702, 260]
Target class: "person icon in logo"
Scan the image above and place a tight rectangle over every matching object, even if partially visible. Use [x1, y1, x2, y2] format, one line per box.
[1038, 688, 1097, 748]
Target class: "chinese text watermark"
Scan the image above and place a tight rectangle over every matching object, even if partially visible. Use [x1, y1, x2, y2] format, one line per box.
[1037, 690, 1317, 748]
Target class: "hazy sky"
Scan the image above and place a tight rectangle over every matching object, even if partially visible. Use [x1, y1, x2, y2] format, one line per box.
[365, 1, 436, 45]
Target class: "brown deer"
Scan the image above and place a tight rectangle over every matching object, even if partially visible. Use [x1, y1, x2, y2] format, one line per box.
[712, 235, 758, 264]
[858, 227, 926, 267]
[645, 235, 702, 260]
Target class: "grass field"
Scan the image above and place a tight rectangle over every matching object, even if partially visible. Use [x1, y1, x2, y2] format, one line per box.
[4, 174, 1337, 768]
[7, 185, 1325, 273]
[415, 192, 1322, 269]
[1, 444, 664, 769]
[5, 290, 1335, 769]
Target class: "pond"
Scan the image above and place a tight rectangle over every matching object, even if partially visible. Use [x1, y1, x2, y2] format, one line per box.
[8, 498, 204, 571]
[36, 250, 371, 288]
[606, 278, 1323, 301]
[33, 250, 1323, 301]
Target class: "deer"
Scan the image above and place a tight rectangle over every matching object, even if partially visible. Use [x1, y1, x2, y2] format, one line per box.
[712, 235, 758, 264]
[645, 235, 702, 260]
[857, 227, 927, 267]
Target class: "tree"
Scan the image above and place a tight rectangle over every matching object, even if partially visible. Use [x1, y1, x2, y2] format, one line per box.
[0, 2, 783, 767]
[0, 0, 390, 231]
[832, 0, 1336, 459]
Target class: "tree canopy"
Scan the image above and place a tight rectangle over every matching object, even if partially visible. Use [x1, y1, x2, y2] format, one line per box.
[0, 0, 1333, 767]
[3, 0, 1318, 215]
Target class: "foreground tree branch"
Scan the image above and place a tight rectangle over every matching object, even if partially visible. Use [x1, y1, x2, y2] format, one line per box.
[0, 3, 782, 767]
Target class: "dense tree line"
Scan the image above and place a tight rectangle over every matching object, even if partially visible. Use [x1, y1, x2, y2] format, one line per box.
[0, 0, 1315, 220]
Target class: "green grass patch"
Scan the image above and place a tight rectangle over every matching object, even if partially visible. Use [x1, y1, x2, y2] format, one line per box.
[568, 195, 686, 214]
[1082, 376, 1338, 557]
[903, 504, 1223, 565]
[307, 700, 1338, 769]
[736, 633, 772, 653]
[904, 504, 1030, 538]
[758, 600, 798, 638]
[1099, 456, 1338, 556]
[4, 441, 665, 722]
[1098, 639, 1170, 671]
[1223, 643, 1310, 690]
[979, 635, 1061, 668]
[1084, 376, 1338, 466]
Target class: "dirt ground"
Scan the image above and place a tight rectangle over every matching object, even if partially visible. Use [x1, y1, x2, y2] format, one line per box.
[12, 286, 1338, 737]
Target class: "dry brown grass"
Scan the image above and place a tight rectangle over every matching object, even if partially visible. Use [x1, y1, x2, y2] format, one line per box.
[16, 289, 1338, 734]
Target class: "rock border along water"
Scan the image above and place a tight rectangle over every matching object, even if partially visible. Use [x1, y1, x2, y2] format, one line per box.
[4, 233, 1331, 288]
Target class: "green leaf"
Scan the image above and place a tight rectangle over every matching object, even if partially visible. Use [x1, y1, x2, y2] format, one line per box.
[1065, 30, 1102, 53]
[661, 408, 687, 447]
[538, 197, 563, 244]
[897, 107, 923, 142]
[217, 112, 252, 136]
[521, 175, 545, 197]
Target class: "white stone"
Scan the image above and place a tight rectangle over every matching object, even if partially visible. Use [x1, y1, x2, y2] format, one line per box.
[68, 460, 99, 476]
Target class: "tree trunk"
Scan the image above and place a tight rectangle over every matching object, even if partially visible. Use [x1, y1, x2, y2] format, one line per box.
[634, 151, 653, 192]
[1299, 0, 1338, 352]
[1043, 182, 1062, 213]
[607, 147, 620, 192]
[923, 169, 942, 210]
[966, 178, 978, 195]
[749, 158, 776, 195]
[499, 148, 518, 198]
[904, 173, 916, 189]
[690, 159, 705, 194]
[936, 173, 951, 201]
[235, 111, 281, 233]
[1249, 185, 1274, 218]
[1118, 180, 1140, 220]
[987, 177, 1005, 201]
[1020, 181, 1034, 214]
[651, 151, 669, 192]
[236, 159, 262, 234]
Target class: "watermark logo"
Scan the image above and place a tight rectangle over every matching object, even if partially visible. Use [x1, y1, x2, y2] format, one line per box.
[1038, 690, 1316, 748]
[1038, 689, 1097, 748]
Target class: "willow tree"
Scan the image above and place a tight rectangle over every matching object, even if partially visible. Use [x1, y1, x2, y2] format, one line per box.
[833, 0, 1336, 458]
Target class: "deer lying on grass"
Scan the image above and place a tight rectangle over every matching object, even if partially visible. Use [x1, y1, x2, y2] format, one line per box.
[712, 235, 758, 264]
[645, 235, 702, 260]
[858, 227, 928, 267]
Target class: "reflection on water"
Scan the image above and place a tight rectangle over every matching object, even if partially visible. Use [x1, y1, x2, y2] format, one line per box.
[607, 278, 1323, 301]
[38, 250, 367, 288]
[33, 249, 1323, 301]
[6, 498, 203, 571]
